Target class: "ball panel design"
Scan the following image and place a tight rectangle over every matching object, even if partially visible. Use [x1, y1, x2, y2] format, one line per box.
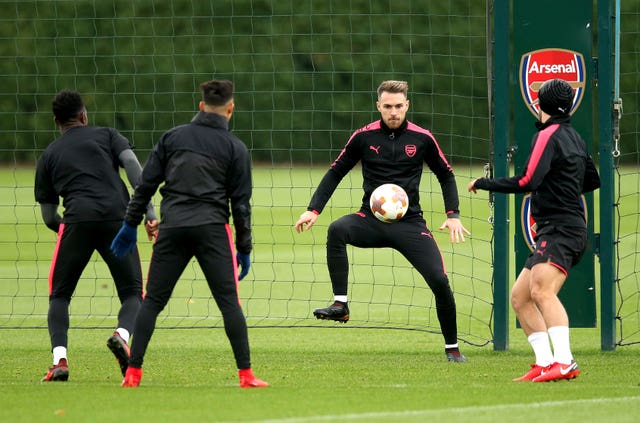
[369, 183, 409, 223]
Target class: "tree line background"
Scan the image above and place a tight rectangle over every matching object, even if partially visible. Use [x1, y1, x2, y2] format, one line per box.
[0, 0, 636, 164]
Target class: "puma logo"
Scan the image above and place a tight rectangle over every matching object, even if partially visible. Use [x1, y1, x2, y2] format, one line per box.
[369, 145, 381, 154]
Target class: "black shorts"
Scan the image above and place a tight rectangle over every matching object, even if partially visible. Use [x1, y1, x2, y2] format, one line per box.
[524, 224, 587, 275]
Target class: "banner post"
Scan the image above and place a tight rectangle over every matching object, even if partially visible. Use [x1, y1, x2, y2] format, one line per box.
[512, 0, 597, 327]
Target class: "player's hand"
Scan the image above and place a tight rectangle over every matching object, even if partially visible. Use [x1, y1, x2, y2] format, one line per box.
[237, 252, 251, 280]
[295, 210, 318, 233]
[144, 219, 159, 240]
[439, 217, 471, 243]
[111, 222, 138, 257]
[468, 178, 480, 193]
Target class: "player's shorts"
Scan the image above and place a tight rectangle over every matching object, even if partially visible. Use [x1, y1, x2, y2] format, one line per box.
[524, 224, 587, 276]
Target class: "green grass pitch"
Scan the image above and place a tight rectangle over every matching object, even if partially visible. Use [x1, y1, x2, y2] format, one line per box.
[1, 327, 639, 422]
[0, 166, 639, 422]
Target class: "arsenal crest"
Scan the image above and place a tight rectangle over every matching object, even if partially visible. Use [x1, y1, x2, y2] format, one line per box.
[405, 144, 416, 157]
[519, 48, 586, 117]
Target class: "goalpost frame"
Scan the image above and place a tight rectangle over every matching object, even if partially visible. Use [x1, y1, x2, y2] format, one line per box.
[596, 0, 617, 351]
[491, 0, 511, 351]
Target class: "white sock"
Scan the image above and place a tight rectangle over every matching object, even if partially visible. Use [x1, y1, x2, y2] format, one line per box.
[445, 343, 459, 350]
[527, 331, 553, 367]
[548, 326, 573, 364]
[116, 328, 130, 344]
[52, 346, 67, 365]
[334, 295, 348, 303]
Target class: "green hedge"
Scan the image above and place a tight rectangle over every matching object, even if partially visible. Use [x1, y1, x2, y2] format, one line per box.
[1, 1, 634, 164]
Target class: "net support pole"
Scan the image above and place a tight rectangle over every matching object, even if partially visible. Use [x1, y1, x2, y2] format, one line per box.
[491, 0, 511, 351]
[597, 0, 617, 351]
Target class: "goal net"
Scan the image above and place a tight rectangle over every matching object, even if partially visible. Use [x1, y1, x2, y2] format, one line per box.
[616, 3, 640, 346]
[0, 0, 494, 347]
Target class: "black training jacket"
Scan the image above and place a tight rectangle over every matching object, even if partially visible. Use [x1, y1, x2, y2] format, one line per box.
[125, 111, 253, 253]
[308, 119, 460, 219]
[34, 125, 132, 223]
[474, 115, 600, 227]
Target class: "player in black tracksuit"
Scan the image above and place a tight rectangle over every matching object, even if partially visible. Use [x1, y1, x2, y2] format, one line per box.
[34, 90, 156, 382]
[111, 80, 268, 388]
[295, 80, 470, 362]
[469, 79, 600, 382]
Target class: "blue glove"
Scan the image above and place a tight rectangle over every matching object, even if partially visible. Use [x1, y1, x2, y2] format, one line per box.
[110, 222, 138, 257]
[237, 252, 251, 280]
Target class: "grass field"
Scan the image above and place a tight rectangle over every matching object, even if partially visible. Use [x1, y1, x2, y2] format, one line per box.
[1, 165, 639, 422]
[1, 327, 639, 422]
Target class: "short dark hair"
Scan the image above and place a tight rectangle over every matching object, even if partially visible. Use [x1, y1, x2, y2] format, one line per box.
[52, 90, 85, 124]
[199, 80, 234, 107]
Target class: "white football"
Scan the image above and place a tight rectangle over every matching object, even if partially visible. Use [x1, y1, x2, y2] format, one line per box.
[369, 183, 409, 223]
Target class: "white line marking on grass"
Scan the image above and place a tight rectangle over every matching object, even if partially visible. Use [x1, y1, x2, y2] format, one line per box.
[243, 396, 640, 423]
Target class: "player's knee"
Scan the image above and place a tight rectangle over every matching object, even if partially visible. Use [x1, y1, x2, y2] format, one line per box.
[142, 294, 169, 313]
[510, 292, 525, 313]
[429, 276, 454, 302]
[327, 220, 348, 244]
[120, 293, 142, 307]
[118, 288, 142, 301]
[529, 287, 555, 307]
[49, 292, 72, 303]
